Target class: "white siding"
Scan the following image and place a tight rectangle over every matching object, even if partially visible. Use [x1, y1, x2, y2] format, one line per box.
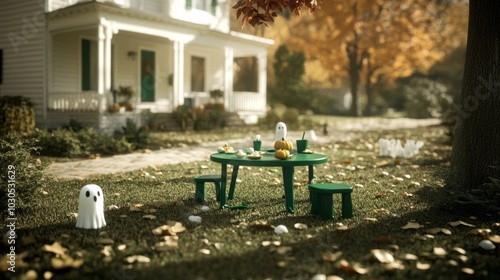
[0, 0, 46, 127]
[52, 32, 81, 92]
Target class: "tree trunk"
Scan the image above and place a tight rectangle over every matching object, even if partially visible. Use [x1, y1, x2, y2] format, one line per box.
[451, 0, 500, 190]
[346, 44, 361, 116]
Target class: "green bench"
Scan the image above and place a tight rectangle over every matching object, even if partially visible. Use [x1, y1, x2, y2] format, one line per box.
[194, 174, 222, 203]
[308, 183, 353, 219]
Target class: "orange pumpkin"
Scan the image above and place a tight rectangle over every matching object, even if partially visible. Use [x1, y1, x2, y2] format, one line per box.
[274, 138, 293, 151]
[274, 149, 290, 160]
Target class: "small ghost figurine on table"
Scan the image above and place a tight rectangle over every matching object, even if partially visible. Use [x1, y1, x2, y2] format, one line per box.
[275, 122, 287, 140]
[76, 184, 106, 229]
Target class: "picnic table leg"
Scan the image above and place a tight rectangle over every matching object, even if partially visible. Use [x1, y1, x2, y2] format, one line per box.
[228, 165, 239, 200]
[282, 166, 295, 213]
[308, 165, 314, 183]
[220, 164, 227, 209]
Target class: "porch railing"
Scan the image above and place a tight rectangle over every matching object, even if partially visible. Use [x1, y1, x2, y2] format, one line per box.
[48, 92, 102, 112]
[232, 91, 266, 113]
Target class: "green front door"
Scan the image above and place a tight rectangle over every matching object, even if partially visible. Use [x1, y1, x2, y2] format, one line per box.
[141, 50, 155, 102]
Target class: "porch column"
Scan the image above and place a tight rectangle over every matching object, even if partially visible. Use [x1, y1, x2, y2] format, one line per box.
[224, 47, 234, 112]
[97, 19, 113, 112]
[173, 41, 185, 107]
[258, 51, 267, 105]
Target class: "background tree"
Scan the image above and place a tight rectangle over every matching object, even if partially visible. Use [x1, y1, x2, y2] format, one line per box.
[268, 45, 314, 109]
[450, 0, 500, 191]
[235, 0, 464, 116]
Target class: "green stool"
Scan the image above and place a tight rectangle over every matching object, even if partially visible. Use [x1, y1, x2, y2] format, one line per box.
[308, 183, 353, 219]
[194, 174, 222, 203]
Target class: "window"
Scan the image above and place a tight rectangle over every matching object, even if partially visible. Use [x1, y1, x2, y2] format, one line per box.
[191, 56, 205, 92]
[186, 0, 217, 15]
[0, 49, 3, 84]
[233, 57, 258, 92]
[81, 39, 97, 91]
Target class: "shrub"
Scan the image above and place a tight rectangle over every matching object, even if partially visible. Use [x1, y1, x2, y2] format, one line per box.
[0, 135, 50, 216]
[35, 127, 133, 158]
[0, 96, 36, 136]
[404, 77, 453, 118]
[258, 104, 300, 130]
[114, 118, 149, 149]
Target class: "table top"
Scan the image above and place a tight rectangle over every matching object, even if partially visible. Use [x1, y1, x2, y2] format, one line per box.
[210, 151, 328, 167]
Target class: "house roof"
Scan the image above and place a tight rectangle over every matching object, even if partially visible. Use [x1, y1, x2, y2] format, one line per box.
[47, 1, 274, 53]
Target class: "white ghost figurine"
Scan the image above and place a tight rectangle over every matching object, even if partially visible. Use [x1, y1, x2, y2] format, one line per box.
[275, 122, 287, 140]
[76, 184, 106, 229]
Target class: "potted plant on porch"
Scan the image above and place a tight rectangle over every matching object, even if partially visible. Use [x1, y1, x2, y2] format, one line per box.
[109, 86, 136, 112]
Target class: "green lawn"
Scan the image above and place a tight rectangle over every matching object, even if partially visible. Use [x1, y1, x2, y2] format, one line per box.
[3, 125, 500, 280]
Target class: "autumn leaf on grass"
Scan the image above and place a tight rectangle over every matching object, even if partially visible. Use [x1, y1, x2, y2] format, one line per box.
[154, 236, 179, 251]
[125, 255, 150, 264]
[43, 242, 68, 256]
[294, 223, 308, 230]
[467, 228, 491, 237]
[371, 249, 395, 263]
[320, 251, 343, 262]
[426, 228, 452, 235]
[51, 254, 84, 270]
[488, 235, 500, 244]
[251, 220, 274, 230]
[339, 259, 368, 275]
[152, 221, 186, 236]
[96, 238, 115, 245]
[142, 214, 156, 220]
[449, 220, 476, 227]
[401, 221, 424, 230]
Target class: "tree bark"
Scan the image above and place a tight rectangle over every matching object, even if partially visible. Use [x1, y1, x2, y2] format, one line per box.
[451, 0, 500, 190]
[346, 43, 361, 117]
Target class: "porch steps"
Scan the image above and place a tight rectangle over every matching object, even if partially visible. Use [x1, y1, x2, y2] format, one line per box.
[225, 112, 247, 128]
[146, 112, 247, 132]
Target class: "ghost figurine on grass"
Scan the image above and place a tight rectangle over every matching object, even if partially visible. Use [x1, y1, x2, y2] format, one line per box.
[76, 184, 106, 229]
[275, 122, 287, 141]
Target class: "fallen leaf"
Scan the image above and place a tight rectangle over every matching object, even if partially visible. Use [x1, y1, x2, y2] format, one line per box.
[125, 255, 150, 264]
[385, 261, 405, 270]
[51, 254, 84, 269]
[96, 238, 114, 245]
[426, 228, 451, 235]
[416, 261, 431, 270]
[488, 235, 500, 244]
[43, 242, 68, 255]
[142, 214, 156, 220]
[371, 249, 394, 263]
[449, 220, 475, 227]
[155, 236, 179, 251]
[433, 247, 447, 256]
[213, 242, 224, 250]
[320, 251, 343, 262]
[452, 247, 466, 255]
[117, 244, 127, 251]
[199, 249, 211, 255]
[21, 269, 38, 280]
[294, 223, 308, 230]
[339, 260, 368, 275]
[364, 218, 378, 222]
[101, 245, 113, 257]
[403, 253, 418, 260]
[461, 267, 474, 275]
[373, 208, 391, 215]
[467, 228, 491, 237]
[274, 246, 293, 255]
[401, 221, 424, 230]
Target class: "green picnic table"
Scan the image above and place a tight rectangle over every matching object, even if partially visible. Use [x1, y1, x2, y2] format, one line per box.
[210, 151, 328, 213]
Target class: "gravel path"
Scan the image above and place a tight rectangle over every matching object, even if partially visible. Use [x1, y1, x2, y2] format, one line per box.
[46, 118, 441, 179]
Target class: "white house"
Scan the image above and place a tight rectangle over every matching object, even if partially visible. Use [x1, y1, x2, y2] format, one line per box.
[0, 0, 273, 133]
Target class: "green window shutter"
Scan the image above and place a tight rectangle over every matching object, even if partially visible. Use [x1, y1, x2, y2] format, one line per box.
[186, 0, 192, 9]
[211, 0, 217, 15]
[81, 39, 91, 91]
